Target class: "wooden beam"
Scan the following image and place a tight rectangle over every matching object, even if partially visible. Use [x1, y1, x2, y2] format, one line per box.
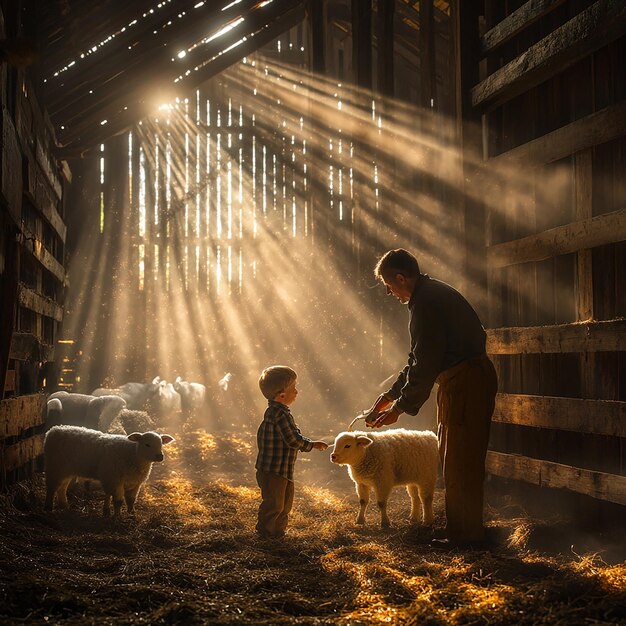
[493, 393, 626, 437]
[0, 394, 46, 437]
[419, 0, 435, 108]
[481, 0, 567, 55]
[376, 0, 394, 97]
[491, 100, 626, 167]
[487, 319, 626, 354]
[308, 0, 327, 74]
[351, 0, 372, 90]
[19, 231, 66, 283]
[487, 207, 626, 268]
[1, 434, 45, 473]
[472, 0, 626, 109]
[18, 285, 64, 322]
[486, 450, 626, 505]
[9, 332, 54, 363]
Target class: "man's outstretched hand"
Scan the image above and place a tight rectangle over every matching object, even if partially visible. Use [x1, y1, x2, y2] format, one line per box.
[371, 404, 402, 428]
[364, 394, 393, 425]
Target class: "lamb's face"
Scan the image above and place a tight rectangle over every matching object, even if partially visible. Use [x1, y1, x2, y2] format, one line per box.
[330, 432, 372, 466]
[129, 431, 175, 462]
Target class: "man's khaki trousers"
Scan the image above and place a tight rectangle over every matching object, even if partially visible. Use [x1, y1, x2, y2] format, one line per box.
[436, 354, 498, 542]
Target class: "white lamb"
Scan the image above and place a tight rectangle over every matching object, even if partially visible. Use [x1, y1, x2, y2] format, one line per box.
[47, 391, 126, 432]
[44, 425, 175, 516]
[331, 428, 439, 528]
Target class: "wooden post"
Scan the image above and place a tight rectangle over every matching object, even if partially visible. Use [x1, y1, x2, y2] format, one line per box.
[351, 0, 372, 91]
[376, 0, 394, 98]
[452, 0, 486, 314]
[308, 0, 326, 74]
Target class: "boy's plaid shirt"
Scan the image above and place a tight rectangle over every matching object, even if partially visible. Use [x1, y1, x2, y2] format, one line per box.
[255, 400, 313, 480]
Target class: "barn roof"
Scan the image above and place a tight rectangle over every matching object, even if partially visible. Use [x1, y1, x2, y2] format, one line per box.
[40, 0, 451, 157]
[41, 0, 307, 156]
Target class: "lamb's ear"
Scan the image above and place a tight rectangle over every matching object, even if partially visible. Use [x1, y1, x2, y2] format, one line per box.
[160, 434, 175, 445]
[356, 436, 373, 447]
[127, 432, 142, 442]
[151, 376, 161, 385]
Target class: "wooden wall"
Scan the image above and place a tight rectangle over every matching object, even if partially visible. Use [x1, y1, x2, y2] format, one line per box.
[475, 0, 626, 513]
[0, 0, 67, 486]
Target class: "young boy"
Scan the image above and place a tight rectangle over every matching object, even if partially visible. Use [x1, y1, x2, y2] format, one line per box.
[255, 365, 328, 538]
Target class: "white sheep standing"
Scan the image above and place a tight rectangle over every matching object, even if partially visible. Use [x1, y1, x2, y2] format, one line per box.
[330, 428, 439, 528]
[173, 376, 206, 415]
[44, 425, 175, 516]
[92, 377, 162, 410]
[47, 391, 127, 432]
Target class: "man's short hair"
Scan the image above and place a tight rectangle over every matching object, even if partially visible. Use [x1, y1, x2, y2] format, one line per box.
[259, 365, 297, 400]
[374, 249, 420, 280]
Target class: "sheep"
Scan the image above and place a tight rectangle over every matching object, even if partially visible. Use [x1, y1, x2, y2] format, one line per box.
[107, 409, 157, 435]
[330, 428, 438, 528]
[173, 376, 206, 415]
[147, 380, 181, 422]
[92, 377, 162, 410]
[44, 425, 175, 516]
[46, 391, 126, 432]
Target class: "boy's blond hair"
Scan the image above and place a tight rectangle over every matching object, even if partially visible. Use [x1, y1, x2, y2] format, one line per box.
[259, 365, 297, 400]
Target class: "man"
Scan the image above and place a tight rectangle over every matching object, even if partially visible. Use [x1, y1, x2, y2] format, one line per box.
[367, 249, 497, 545]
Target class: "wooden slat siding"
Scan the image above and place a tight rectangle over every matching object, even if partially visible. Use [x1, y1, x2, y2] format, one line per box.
[0, 394, 46, 438]
[487, 207, 626, 268]
[18, 285, 64, 323]
[1, 108, 22, 225]
[9, 333, 54, 363]
[20, 232, 65, 283]
[481, 0, 568, 55]
[1, 435, 45, 473]
[486, 451, 626, 505]
[472, 0, 626, 110]
[25, 158, 67, 243]
[491, 100, 626, 168]
[487, 319, 626, 354]
[308, 0, 327, 74]
[493, 393, 626, 437]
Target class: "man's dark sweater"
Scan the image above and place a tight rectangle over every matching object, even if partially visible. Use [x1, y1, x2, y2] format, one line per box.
[385, 274, 487, 415]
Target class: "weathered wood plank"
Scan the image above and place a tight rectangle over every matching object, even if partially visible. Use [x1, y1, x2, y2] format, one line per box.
[487, 207, 626, 268]
[0, 394, 46, 437]
[1, 108, 22, 224]
[486, 450, 626, 505]
[9, 332, 54, 363]
[472, 0, 626, 109]
[1, 434, 45, 473]
[481, 0, 567, 54]
[493, 393, 626, 437]
[487, 319, 626, 354]
[18, 285, 64, 322]
[20, 232, 65, 283]
[491, 100, 626, 167]
[25, 159, 67, 243]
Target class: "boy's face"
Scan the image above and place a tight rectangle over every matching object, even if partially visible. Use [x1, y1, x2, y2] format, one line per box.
[277, 379, 298, 405]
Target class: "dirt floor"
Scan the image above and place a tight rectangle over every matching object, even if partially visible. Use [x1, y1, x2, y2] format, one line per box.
[0, 427, 625, 625]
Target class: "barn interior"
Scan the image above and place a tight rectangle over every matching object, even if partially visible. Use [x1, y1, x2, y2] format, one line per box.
[0, 0, 625, 624]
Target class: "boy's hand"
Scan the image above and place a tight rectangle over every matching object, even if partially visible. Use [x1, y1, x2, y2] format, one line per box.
[312, 441, 329, 450]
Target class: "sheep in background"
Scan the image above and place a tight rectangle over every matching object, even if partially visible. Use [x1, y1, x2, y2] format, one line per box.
[107, 409, 157, 435]
[44, 425, 175, 516]
[173, 376, 206, 415]
[147, 380, 181, 423]
[330, 428, 438, 528]
[92, 377, 162, 410]
[217, 372, 232, 392]
[47, 392, 126, 432]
